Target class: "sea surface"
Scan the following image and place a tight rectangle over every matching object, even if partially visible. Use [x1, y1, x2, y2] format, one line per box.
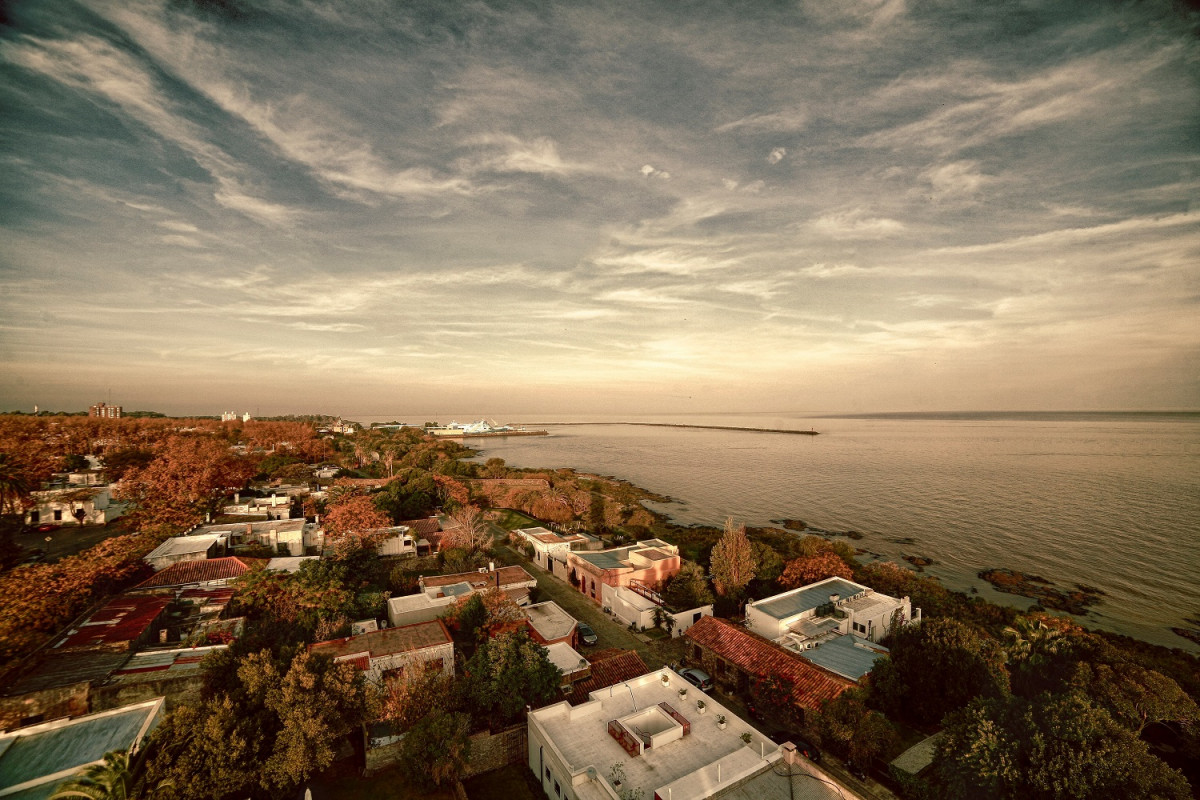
[365, 412, 1200, 651]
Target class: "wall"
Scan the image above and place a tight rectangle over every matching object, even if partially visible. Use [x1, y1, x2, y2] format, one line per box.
[0, 682, 89, 731]
[669, 605, 713, 637]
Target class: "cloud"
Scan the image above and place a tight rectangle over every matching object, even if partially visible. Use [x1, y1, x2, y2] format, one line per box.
[157, 221, 200, 233]
[800, 263, 872, 279]
[919, 160, 991, 199]
[715, 109, 809, 133]
[767, 147, 787, 164]
[810, 209, 906, 238]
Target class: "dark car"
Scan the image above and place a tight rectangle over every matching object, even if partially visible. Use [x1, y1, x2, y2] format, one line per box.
[679, 667, 714, 692]
[769, 732, 822, 763]
[577, 622, 599, 646]
[20, 548, 46, 565]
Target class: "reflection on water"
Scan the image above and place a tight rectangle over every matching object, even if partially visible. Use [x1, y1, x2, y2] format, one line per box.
[409, 413, 1200, 652]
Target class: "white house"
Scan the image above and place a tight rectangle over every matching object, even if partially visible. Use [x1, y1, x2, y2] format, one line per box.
[144, 533, 227, 571]
[527, 667, 855, 800]
[745, 577, 919, 648]
[308, 620, 455, 685]
[190, 519, 309, 557]
[24, 486, 124, 527]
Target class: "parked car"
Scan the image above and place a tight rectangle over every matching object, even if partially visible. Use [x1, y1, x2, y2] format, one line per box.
[576, 622, 599, 646]
[679, 667, 714, 692]
[769, 731, 822, 763]
[35, 523, 60, 533]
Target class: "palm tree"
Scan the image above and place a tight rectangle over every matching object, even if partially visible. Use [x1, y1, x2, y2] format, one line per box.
[50, 750, 132, 800]
[0, 454, 29, 516]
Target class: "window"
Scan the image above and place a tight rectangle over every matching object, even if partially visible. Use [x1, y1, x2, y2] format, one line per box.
[53, 510, 63, 521]
[692, 645, 702, 661]
[554, 780, 561, 796]
[29, 511, 39, 524]
[546, 768, 551, 781]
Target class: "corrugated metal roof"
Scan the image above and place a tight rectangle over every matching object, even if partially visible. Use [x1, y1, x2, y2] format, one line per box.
[685, 617, 855, 710]
[55, 596, 171, 650]
[751, 578, 868, 620]
[309, 619, 452, 661]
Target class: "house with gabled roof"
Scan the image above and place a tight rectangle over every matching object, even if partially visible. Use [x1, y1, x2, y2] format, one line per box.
[133, 556, 256, 590]
[308, 619, 454, 685]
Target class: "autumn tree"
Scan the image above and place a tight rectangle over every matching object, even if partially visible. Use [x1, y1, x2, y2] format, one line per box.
[444, 587, 525, 645]
[780, 550, 854, 589]
[0, 453, 30, 514]
[379, 668, 457, 731]
[116, 436, 255, 533]
[321, 494, 392, 560]
[709, 517, 757, 599]
[934, 693, 1191, 800]
[871, 617, 1010, 727]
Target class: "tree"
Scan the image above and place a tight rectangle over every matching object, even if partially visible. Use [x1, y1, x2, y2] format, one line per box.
[0, 453, 30, 514]
[750, 541, 785, 584]
[661, 562, 714, 610]
[709, 518, 757, 599]
[50, 750, 131, 800]
[61, 453, 90, 472]
[445, 505, 492, 553]
[811, 688, 900, 766]
[780, 551, 854, 589]
[870, 618, 1010, 727]
[322, 494, 392, 560]
[935, 693, 1191, 800]
[379, 668, 457, 731]
[399, 712, 472, 786]
[115, 436, 255, 533]
[462, 630, 562, 729]
[1070, 662, 1199, 735]
[147, 649, 373, 799]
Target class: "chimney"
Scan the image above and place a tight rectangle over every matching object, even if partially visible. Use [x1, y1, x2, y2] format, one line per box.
[272, 493, 279, 507]
[489, 561, 495, 572]
[829, 593, 839, 604]
[235, 492, 240, 503]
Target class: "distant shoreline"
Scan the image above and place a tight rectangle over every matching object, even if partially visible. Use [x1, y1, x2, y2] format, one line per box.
[525, 421, 820, 436]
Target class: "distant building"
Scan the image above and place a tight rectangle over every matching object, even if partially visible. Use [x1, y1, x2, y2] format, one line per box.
[221, 411, 252, 422]
[88, 402, 122, 418]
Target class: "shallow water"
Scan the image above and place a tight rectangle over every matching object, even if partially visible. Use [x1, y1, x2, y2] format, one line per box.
[367, 412, 1200, 651]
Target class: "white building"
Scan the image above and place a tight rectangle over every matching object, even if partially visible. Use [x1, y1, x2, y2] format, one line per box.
[309, 620, 455, 686]
[24, 486, 124, 527]
[745, 577, 919, 649]
[143, 533, 227, 571]
[527, 668, 856, 800]
[191, 519, 310, 557]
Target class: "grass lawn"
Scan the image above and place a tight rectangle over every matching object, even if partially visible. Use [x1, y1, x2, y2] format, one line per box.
[463, 764, 541, 800]
[490, 509, 541, 530]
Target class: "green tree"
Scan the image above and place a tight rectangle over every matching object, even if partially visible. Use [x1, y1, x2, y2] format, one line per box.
[399, 711, 472, 786]
[462, 630, 562, 729]
[709, 518, 757, 599]
[935, 693, 1191, 800]
[871, 618, 1010, 727]
[750, 541, 785, 585]
[661, 561, 714, 610]
[50, 750, 132, 800]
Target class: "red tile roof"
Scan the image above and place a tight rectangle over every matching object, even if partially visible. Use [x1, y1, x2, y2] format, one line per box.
[567, 649, 650, 705]
[56, 595, 172, 650]
[684, 616, 855, 710]
[135, 557, 255, 588]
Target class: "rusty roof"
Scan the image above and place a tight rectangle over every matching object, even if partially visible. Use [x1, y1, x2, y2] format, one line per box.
[397, 518, 441, 536]
[55, 595, 172, 650]
[684, 616, 855, 710]
[309, 619, 452, 661]
[135, 557, 254, 588]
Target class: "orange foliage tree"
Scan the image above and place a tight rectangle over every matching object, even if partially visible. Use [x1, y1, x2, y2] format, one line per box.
[322, 495, 392, 558]
[780, 551, 854, 589]
[116, 436, 255, 534]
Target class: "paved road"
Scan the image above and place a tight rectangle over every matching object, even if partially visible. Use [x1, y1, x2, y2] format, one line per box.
[13, 522, 131, 564]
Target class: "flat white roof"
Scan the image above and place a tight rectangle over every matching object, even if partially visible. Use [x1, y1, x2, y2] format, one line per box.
[530, 669, 777, 800]
[144, 533, 224, 561]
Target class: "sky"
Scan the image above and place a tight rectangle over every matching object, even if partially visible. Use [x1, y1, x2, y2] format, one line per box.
[1, 0, 1198, 417]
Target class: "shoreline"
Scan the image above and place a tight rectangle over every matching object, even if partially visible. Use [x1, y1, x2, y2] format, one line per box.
[527, 421, 820, 436]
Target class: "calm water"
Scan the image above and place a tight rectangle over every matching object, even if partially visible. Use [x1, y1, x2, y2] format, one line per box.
[369, 412, 1200, 651]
